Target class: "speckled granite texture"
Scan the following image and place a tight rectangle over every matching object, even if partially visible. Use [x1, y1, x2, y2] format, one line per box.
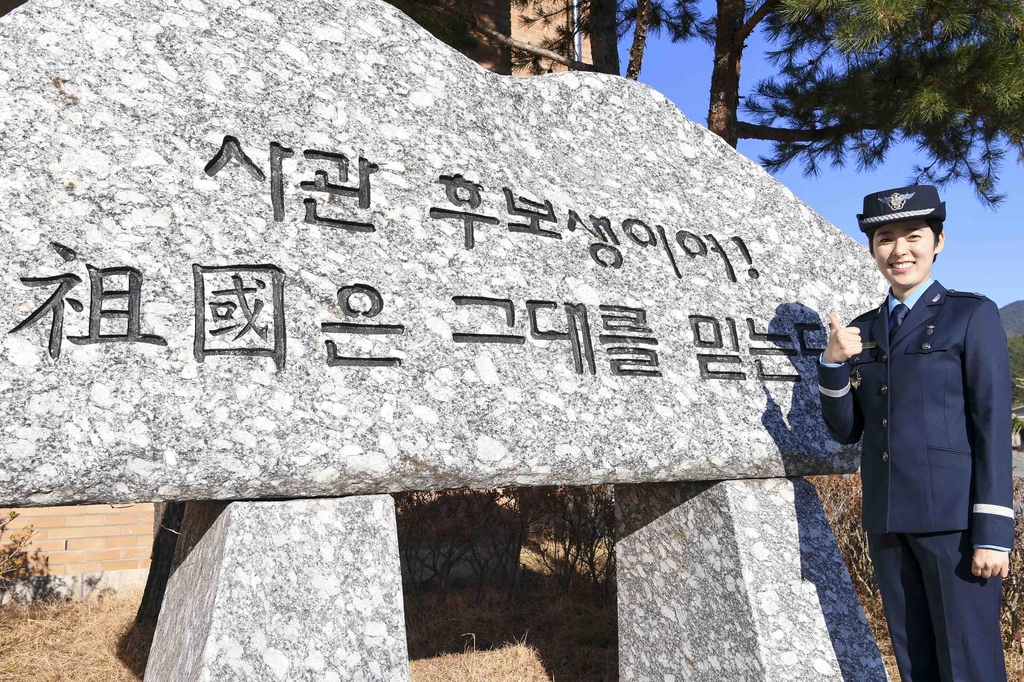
[145, 495, 409, 682]
[616, 479, 887, 680]
[0, 0, 887, 506]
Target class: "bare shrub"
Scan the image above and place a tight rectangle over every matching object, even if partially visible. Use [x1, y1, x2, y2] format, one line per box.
[528, 486, 615, 605]
[395, 485, 615, 606]
[0, 511, 38, 605]
[395, 490, 477, 599]
[1000, 477, 1024, 659]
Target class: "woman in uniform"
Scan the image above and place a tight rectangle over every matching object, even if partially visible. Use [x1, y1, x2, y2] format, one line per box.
[817, 184, 1013, 681]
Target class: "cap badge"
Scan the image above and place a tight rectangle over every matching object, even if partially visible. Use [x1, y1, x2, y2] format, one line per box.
[879, 192, 915, 211]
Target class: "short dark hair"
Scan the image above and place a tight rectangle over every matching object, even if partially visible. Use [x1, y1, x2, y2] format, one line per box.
[868, 219, 943, 262]
[925, 218, 944, 238]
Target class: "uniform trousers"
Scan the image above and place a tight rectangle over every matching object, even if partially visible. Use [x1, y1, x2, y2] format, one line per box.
[867, 529, 1006, 681]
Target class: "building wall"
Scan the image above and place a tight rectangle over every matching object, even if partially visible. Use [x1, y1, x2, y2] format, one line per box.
[1, 503, 153, 600]
[510, 0, 592, 75]
[463, 0, 513, 74]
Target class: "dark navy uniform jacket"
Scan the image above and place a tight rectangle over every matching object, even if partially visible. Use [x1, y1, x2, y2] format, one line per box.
[817, 280, 1014, 548]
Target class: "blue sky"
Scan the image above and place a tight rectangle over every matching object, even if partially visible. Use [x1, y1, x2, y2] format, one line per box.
[621, 18, 1023, 308]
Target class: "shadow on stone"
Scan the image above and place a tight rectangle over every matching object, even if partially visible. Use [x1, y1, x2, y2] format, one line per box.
[759, 301, 835, 476]
[791, 479, 884, 680]
[615, 479, 887, 680]
[134, 501, 186, 629]
[758, 301, 885, 679]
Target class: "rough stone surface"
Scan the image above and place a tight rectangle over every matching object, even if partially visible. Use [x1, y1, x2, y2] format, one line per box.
[616, 478, 888, 680]
[0, 0, 887, 506]
[145, 495, 409, 682]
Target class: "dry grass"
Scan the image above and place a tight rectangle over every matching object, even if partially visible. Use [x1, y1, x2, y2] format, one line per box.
[409, 638, 551, 682]
[0, 588, 150, 682]
[6, 478, 1024, 681]
[0, 582, 611, 682]
[405, 583, 616, 681]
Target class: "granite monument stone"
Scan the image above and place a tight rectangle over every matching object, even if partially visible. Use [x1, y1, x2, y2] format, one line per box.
[0, 0, 889, 678]
[0, 0, 885, 507]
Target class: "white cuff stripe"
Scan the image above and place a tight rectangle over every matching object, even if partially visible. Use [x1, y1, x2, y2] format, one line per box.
[973, 504, 1014, 518]
[818, 382, 851, 398]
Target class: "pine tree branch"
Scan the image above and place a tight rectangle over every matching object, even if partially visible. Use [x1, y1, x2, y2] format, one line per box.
[471, 19, 597, 71]
[736, 0, 780, 47]
[737, 120, 875, 142]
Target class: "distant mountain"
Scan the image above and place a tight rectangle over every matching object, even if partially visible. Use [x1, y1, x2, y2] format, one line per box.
[1001, 300, 1024, 337]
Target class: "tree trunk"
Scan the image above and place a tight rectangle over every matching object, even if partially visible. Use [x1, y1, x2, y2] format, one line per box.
[134, 501, 186, 627]
[588, 0, 621, 75]
[625, 0, 650, 80]
[707, 0, 745, 147]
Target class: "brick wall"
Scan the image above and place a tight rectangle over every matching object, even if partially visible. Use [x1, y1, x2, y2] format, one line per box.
[1, 503, 154, 600]
[510, 0, 592, 75]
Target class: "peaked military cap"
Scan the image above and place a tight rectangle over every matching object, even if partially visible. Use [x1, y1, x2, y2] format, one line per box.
[857, 184, 946, 233]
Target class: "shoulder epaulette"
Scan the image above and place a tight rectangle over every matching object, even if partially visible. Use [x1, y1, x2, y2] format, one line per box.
[946, 289, 986, 300]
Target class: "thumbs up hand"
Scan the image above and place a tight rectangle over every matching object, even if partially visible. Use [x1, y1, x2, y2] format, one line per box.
[823, 312, 863, 364]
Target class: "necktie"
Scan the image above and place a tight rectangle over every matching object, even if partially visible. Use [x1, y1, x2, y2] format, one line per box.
[889, 303, 909, 343]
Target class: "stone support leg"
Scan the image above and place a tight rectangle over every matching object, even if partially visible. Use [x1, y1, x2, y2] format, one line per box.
[615, 478, 887, 681]
[145, 495, 409, 682]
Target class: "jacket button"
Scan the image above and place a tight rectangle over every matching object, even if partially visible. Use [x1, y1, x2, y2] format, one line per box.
[882, 418, 888, 427]
[882, 451, 889, 462]
[880, 385, 888, 394]
[881, 354, 887, 363]
[922, 343, 931, 350]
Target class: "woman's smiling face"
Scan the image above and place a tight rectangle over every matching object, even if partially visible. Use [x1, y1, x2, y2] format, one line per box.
[870, 219, 945, 298]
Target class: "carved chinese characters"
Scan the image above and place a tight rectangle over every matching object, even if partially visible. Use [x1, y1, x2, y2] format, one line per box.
[9, 135, 817, 382]
[193, 265, 287, 370]
[10, 247, 166, 360]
